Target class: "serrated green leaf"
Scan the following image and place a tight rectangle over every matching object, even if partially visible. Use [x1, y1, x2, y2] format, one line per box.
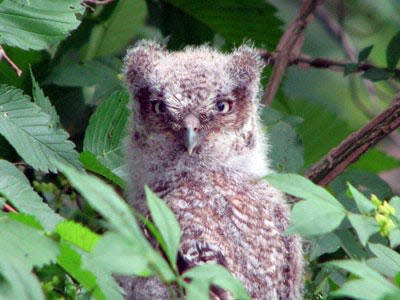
[348, 214, 379, 246]
[55, 220, 101, 252]
[266, 173, 341, 205]
[183, 263, 251, 300]
[347, 183, 376, 214]
[0, 216, 59, 269]
[328, 260, 399, 300]
[0, 85, 80, 172]
[358, 45, 374, 62]
[31, 70, 60, 127]
[0, 253, 44, 300]
[57, 242, 105, 300]
[286, 199, 346, 236]
[387, 31, 400, 70]
[83, 91, 129, 181]
[0, 0, 84, 50]
[163, 0, 282, 49]
[145, 186, 181, 269]
[368, 243, 400, 277]
[80, 151, 124, 187]
[0, 159, 62, 231]
[362, 67, 390, 81]
[8, 213, 43, 230]
[85, 0, 147, 59]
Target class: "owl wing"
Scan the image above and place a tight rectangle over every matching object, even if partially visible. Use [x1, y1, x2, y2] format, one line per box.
[177, 240, 231, 300]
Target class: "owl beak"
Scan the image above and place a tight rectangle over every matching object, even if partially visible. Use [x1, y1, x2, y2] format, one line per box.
[183, 114, 200, 155]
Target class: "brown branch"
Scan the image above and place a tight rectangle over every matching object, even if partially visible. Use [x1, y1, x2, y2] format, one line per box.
[262, 0, 326, 106]
[0, 45, 22, 76]
[305, 93, 400, 186]
[2, 203, 17, 213]
[258, 49, 396, 74]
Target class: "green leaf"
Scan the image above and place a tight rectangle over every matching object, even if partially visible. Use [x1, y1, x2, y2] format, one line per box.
[85, 0, 147, 59]
[79, 151, 124, 187]
[57, 163, 176, 282]
[286, 199, 346, 236]
[183, 263, 251, 300]
[44, 57, 123, 105]
[336, 229, 368, 260]
[0, 253, 44, 300]
[145, 186, 181, 269]
[266, 173, 341, 205]
[0, 85, 80, 172]
[347, 183, 376, 214]
[55, 220, 101, 252]
[0, 159, 62, 231]
[358, 45, 374, 62]
[57, 242, 105, 300]
[368, 243, 400, 277]
[389, 196, 400, 222]
[163, 0, 282, 49]
[0, 216, 59, 269]
[83, 90, 129, 181]
[362, 67, 390, 81]
[386, 31, 400, 70]
[31, 70, 60, 127]
[309, 233, 341, 260]
[348, 214, 379, 246]
[263, 108, 304, 173]
[328, 260, 399, 300]
[389, 227, 400, 248]
[90, 232, 152, 276]
[0, 0, 84, 50]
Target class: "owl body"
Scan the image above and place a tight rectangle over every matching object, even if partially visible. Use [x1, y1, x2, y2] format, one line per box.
[122, 41, 303, 299]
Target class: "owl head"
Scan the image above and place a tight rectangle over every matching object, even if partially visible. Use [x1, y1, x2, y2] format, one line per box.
[124, 40, 266, 168]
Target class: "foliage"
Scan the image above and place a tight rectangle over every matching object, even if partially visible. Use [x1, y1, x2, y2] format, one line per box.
[0, 0, 399, 299]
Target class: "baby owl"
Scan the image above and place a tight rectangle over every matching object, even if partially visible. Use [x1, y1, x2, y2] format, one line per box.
[121, 40, 303, 299]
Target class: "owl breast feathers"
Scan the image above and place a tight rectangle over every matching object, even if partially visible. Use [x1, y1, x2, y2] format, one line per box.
[121, 40, 303, 299]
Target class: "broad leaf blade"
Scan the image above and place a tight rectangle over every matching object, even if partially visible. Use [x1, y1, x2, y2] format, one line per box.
[348, 214, 379, 246]
[0, 159, 62, 231]
[83, 91, 129, 181]
[145, 186, 181, 268]
[55, 220, 101, 252]
[347, 183, 376, 214]
[0, 85, 80, 172]
[163, 0, 282, 49]
[0, 0, 84, 50]
[368, 243, 400, 277]
[0, 216, 59, 269]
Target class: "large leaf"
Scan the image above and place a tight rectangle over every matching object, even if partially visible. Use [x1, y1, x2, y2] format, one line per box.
[162, 0, 282, 49]
[0, 85, 80, 172]
[347, 183, 376, 214]
[0, 253, 44, 300]
[0, 0, 84, 50]
[85, 0, 147, 59]
[348, 214, 379, 246]
[0, 216, 59, 269]
[58, 163, 176, 282]
[0, 159, 62, 231]
[329, 260, 399, 300]
[183, 263, 251, 300]
[145, 186, 181, 269]
[55, 220, 101, 252]
[368, 243, 400, 277]
[83, 91, 129, 181]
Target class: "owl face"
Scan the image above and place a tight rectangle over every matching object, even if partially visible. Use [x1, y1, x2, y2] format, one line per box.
[124, 41, 264, 156]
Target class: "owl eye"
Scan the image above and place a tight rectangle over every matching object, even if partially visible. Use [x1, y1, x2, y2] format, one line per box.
[152, 101, 167, 113]
[215, 100, 232, 113]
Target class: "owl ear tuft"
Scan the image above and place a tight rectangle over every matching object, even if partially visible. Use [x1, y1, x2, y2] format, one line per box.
[124, 40, 166, 97]
[227, 45, 265, 88]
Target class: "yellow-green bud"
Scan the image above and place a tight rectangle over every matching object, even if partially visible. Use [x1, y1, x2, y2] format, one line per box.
[371, 194, 381, 207]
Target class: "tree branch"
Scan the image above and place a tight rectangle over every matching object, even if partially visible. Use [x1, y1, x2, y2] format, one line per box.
[262, 0, 326, 106]
[305, 93, 400, 186]
[0, 45, 22, 77]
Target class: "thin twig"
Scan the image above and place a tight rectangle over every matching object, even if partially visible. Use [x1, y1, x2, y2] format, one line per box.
[262, 0, 326, 106]
[3, 203, 17, 213]
[305, 93, 400, 186]
[0, 45, 22, 76]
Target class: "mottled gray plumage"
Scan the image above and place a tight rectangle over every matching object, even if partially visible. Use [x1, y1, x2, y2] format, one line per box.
[121, 40, 303, 299]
